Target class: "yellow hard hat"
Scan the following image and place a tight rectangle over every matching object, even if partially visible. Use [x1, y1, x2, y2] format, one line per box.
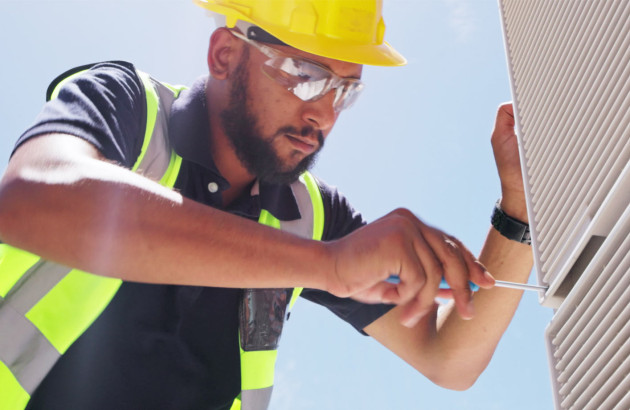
[193, 0, 407, 67]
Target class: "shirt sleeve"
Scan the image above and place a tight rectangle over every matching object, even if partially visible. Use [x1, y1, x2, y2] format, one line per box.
[299, 177, 395, 335]
[14, 61, 146, 168]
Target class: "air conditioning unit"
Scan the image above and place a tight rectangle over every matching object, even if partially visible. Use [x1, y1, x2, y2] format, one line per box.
[499, 0, 630, 408]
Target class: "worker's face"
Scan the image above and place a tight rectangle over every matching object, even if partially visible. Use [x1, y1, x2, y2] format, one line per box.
[220, 38, 363, 184]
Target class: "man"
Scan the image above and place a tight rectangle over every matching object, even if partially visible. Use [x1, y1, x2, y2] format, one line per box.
[0, 1, 533, 409]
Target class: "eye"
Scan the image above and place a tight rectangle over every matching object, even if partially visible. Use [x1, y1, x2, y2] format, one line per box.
[262, 59, 298, 87]
[294, 61, 330, 82]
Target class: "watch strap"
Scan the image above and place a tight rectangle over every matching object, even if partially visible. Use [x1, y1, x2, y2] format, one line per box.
[491, 201, 531, 245]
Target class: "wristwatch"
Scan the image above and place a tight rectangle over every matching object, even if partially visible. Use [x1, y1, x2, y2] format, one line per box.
[491, 201, 531, 245]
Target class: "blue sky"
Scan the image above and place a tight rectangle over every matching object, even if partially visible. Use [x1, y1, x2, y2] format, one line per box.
[0, 0, 554, 408]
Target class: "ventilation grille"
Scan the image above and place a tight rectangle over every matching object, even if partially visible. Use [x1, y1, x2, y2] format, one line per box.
[499, 1, 630, 408]
[499, 0, 630, 307]
[545, 207, 630, 409]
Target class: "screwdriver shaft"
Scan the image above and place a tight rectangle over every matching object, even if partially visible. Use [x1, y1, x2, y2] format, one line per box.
[494, 280, 548, 292]
[387, 275, 547, 292]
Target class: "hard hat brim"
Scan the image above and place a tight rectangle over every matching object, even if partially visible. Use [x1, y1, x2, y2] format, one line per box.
[195, 0, 407, 67]
[270, 32, 407, 67]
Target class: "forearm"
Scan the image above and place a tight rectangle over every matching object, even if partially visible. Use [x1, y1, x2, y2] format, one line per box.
[0, 141, 330, 290]
[419, 103, 534, 388]
[430, 224, 533, 386]
[366, 104, 533, 388]
[366, 223, 533, 390]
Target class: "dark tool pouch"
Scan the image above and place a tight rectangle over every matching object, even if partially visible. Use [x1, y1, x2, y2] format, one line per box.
[239, 288, 292, 351]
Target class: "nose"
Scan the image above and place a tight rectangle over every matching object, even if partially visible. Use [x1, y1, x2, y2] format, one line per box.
[301, 90, 338, 132]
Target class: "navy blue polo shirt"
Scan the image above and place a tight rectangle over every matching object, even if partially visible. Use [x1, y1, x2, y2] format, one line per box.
[15, 62, 393, 410]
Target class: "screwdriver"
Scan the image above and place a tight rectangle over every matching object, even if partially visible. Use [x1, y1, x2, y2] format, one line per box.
[386, 275, 547, 292]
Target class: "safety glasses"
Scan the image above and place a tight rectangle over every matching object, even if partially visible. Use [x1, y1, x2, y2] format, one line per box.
[231, 30, 365, 112]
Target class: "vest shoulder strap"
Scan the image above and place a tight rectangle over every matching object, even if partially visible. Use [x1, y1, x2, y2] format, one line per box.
[132, 71, 186, 187]
[236, 171, 325, 410]
[0, 65, 187, 409]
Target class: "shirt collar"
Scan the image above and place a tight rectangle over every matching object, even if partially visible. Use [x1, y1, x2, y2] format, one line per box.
[169, 76, 229, 191]
[167, 76, 300, 221]
[252, 181, 300, 221]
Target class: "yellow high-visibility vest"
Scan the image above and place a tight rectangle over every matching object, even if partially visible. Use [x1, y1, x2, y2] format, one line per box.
[0, 66, 324, 410]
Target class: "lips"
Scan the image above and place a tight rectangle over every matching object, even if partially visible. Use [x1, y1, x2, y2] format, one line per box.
[285, 134, 318, 155]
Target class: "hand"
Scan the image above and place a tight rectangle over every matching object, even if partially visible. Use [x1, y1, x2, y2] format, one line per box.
[491, 103, 528, 221]
[324, 208, 494, 327]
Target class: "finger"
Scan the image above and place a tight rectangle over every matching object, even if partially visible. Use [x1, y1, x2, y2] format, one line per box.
[495, 102, 515, 131]
[437, 288, 454, 299]
[391, 211, 472, 319]
[498, 102, 513, 118]
[401, 215, 466, 287]
[394, 235, 446, 328]
[418, 227, 474, 319]
[448, 236, 495, 290]
[442, 236, 484, 319]
[402, 213, 445, 289]
[398, 270, 442, 328]
[470, 260, 495, 290]
[381, 229, 440, 327]
[352, 281, 398, 304]
[382, 238, 428, 306]
[492, 103, 517, 146]
[443, 262, 474, 320]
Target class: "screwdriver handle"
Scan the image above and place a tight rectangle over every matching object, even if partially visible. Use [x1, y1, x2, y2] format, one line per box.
[386, 275, 480, 292]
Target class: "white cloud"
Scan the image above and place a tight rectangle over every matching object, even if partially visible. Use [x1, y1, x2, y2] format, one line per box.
[444, 0, 477, 42]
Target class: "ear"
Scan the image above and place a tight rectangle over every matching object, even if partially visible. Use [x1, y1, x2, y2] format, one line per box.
[207, 27, 240, 80]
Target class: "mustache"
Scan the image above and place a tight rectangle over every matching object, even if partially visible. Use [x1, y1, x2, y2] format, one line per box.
[276, 125, 324, 147]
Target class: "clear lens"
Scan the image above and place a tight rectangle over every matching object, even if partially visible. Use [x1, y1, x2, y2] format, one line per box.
[263, 57, 333, 99]
[292, 79, 331, 101]
[231, 29, 364, 111]
[263, 57, 364, 111]
[332, 80, 364, 111]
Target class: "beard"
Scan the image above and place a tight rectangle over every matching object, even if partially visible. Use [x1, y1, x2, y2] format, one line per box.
[219, 48, 324, 185]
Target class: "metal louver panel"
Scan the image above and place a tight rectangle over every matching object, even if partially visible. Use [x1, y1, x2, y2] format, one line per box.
[547, 207, 630, 409]
[500, 0, 630, 308]
[499, 0, 630, 409]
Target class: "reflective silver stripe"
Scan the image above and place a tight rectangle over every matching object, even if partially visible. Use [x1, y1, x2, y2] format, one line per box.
[237, 179, 316, 410]
[134, 75, 178, 180]
[3, 261, 71, 315]
[0, 259, 71, 394]
[278, 179, 314, 239]
[0, 73, 182, 400]
[241, 387, 273, 410]
[0, 301, 60, 394]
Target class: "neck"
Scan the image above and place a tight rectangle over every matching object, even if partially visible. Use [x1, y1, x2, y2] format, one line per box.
[206, 78, 256, 206]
